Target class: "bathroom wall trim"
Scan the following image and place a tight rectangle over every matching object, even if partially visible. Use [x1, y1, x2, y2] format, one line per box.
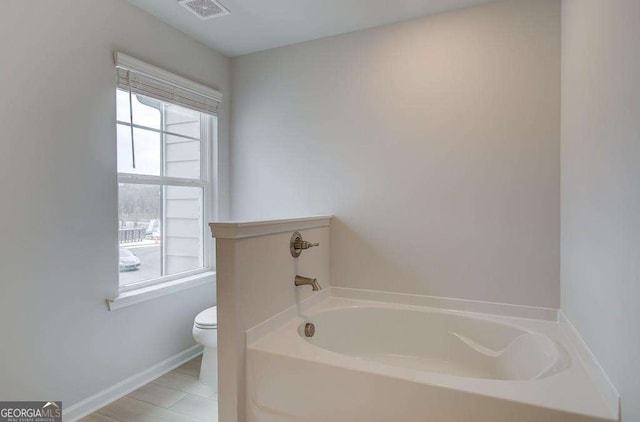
[558, 311, 620, 420]
[210, 215, 332, 239]
[62, 345, 203, 421]
[107, 271, 216, 311]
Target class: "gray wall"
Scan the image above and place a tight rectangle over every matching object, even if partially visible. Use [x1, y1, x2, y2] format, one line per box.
[0, 0, 229, 407]
[561, 0, 640, 420]
[231, 0, 561, 307]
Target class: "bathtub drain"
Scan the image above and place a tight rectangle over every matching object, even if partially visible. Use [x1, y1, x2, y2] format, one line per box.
[304, 323, 315, 337]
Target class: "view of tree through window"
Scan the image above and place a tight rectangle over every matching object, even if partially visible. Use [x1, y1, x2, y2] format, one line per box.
[119, 184, 161, 223]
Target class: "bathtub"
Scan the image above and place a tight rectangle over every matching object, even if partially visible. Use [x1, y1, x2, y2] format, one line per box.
[246, 291, 618, 422]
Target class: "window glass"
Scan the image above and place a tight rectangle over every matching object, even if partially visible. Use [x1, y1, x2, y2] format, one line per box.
[164, 186, 204, 276]
[116, 89, 213, 288]
[164, 103, 201, 138]
[164, 137, 201, 179]
[116, 90, 162, 130]
[116, 125, 161, 176]
[118, 184, 162, 286]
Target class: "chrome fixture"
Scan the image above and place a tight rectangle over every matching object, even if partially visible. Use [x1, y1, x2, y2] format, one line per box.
[304, 323, 315, 337]
[295, 275, 322, 291]
[290, 231, 319, 257]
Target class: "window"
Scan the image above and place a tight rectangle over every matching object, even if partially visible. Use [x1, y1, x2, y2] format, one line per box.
[115, 53, 221, 291]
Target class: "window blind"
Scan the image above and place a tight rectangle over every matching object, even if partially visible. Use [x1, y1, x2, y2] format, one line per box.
[114, 52, 222, 116]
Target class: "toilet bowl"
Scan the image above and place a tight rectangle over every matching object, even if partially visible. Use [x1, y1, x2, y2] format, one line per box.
[192, 306, 217, 387]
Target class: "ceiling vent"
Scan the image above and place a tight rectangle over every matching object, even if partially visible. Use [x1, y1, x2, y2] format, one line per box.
[178, 0, 230, 20]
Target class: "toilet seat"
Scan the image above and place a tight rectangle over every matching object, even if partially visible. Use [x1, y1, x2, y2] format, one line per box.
[195, 306, 217, 329]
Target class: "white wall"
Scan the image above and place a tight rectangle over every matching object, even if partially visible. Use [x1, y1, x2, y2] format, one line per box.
[561, 0, 640, 420]
[0, 0, 229, 409]
[231, 0, 561, 307]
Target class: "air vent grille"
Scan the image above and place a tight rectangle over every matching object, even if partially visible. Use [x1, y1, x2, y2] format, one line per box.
[179, 0, 230, 20]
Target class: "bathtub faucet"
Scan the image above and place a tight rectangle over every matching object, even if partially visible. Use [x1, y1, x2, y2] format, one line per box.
[295, 275, 322, 291]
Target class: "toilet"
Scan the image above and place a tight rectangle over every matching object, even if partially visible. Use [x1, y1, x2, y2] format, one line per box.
[192, 306, 218, 387]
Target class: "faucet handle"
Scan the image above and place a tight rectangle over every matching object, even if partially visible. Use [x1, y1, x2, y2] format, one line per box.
[297, 240, 319, 250]
[290, 232, 319, 257]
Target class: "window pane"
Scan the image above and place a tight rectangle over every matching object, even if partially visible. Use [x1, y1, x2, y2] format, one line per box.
[165, 135, 201, 179]
[118, 184, 162, 286]
[116, 89, 162, 131]
[118, 184, 204, 286]
[116, 87, 211, 289]
[164, 103, 201, 138]
[117, 124, 161, 176]
[116, 89, 130, 123]
[164, 186, 204, 276]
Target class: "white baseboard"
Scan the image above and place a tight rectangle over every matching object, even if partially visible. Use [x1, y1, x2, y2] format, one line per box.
[63, 344, 203, 421]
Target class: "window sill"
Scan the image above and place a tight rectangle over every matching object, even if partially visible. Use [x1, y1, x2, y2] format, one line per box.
[107, 271, 216, 311]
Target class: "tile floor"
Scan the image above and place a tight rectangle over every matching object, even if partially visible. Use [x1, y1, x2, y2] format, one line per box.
[81, 355, 217, 422]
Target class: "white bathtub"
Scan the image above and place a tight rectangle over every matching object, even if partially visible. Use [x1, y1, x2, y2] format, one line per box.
[303, 306, 568, 381]
[246, 291, 617, 422]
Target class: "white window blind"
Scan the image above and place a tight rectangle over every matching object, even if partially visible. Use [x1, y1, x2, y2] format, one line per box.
[114, 51, 222, 116]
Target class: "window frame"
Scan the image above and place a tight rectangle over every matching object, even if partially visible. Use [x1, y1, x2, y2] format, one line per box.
[116, 95, 216, 294]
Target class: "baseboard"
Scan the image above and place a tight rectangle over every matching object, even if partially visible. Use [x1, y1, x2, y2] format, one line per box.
[63, 344, 203, 421]
[558, 311, 620, 421]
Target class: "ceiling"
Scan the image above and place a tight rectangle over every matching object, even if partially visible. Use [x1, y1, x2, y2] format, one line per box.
[128, 0, 497, 57]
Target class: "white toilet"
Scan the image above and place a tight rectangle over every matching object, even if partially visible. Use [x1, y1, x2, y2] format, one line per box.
[192, 306, 218, 387]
